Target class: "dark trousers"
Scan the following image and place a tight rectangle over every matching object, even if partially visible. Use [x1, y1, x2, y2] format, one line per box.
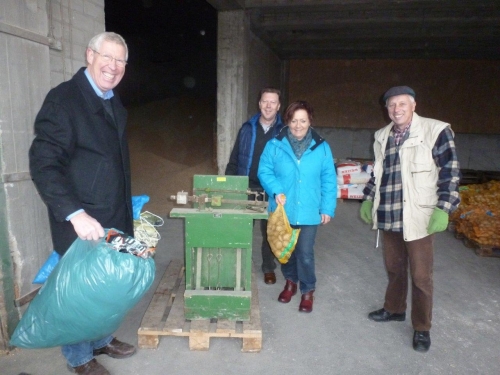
[257, 218, 277, 273]
[249, 189, 276, 273]
[382, 231, 434, 331]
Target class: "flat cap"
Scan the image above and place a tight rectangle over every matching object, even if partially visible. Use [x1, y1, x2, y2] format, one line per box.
[383, 86, 416, 102]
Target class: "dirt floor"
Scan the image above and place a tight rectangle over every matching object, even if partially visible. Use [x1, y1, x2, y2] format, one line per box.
[127, 95, 218, 216]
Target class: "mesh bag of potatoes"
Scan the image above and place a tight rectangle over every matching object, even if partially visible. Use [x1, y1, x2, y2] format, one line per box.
[267, 203, 301, 264]
[455, 208, 500, 247]
[450, 180, 500, 247]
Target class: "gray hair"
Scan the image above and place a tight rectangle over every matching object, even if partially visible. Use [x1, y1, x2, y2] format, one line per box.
[88, 32, 128, 61]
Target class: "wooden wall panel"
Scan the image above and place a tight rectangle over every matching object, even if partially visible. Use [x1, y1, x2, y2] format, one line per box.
[288, 60, 500, 134]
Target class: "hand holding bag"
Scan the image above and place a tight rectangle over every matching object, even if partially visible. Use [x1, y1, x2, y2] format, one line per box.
[10, 229, 155, 349]
[267, 202, 300, 264]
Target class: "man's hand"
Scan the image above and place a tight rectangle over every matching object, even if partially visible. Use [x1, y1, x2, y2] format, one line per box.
[360, 200, 373, 224]
[427, 207, 449, 234]
[70, 211, 105, 241]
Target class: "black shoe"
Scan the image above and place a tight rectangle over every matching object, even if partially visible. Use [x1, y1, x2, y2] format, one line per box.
[413, 330, 431, 352]
[368, 308, 406, 322]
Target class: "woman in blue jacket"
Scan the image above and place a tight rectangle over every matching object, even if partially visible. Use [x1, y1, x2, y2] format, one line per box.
[258, 101, 337, 312]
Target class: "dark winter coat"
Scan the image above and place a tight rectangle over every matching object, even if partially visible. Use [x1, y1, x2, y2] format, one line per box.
[29, 67, 133, 255]
[225, 112, 284, 188]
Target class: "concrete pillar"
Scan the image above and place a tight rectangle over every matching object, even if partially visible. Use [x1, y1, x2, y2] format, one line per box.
[215, 10, 283, 174]
[216, 10, 249, 174]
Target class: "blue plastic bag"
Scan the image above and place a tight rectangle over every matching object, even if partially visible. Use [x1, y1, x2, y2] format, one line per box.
[132, 195, 150, 220]
[32, 251, 60, 284]
[10, 229, 155, 349]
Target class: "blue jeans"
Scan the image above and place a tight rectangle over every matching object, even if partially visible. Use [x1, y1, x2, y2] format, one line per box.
[61, 335, 113, 367]
[281, 225, 318, 294]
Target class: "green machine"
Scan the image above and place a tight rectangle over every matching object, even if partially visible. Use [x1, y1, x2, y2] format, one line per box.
[170, 175, 268, 321]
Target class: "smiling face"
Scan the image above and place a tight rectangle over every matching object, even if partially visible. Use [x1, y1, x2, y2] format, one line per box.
[386, 94, 416, 130]
[86, 40, 126, 93]
[259, 92, 281, 125]
[289, 109, 311, 140]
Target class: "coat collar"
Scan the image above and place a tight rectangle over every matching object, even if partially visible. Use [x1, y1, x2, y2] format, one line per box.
[276, 126, 325, 151]
[74, 67, 127, 135]
[376, 112, 422, 144]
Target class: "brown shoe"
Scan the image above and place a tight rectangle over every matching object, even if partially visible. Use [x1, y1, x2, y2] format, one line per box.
[93, 338, 136, 359]
[278, 280, 297, 303]
[299, 291, 314, 313]
[264, 272, 276, 284]
[67, 359, 110, 375]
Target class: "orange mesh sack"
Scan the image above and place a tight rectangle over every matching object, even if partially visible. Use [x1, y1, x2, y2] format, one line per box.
[267, 202, 301, 264]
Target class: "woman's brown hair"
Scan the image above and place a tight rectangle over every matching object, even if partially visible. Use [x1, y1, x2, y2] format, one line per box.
[284, 100, 314, 125]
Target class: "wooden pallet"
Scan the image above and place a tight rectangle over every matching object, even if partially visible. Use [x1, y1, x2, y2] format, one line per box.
[459, 169, 500, 185]
[449, 223, 500, 258]
[137, 259, 262, 352]
[462, 237, 500, 258]
[473, 246, 500, 258]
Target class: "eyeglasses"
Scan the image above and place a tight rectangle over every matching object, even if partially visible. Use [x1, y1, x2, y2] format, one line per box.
[92, 49, 127, 67]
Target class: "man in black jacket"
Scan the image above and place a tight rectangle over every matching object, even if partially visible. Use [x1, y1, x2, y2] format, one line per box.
[225, 88, 284, 285]
[29, 32, 135, 375]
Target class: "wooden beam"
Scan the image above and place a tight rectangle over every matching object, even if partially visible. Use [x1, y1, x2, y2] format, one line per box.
[14, 287, 41, 307]
[0, 21, 62, 51]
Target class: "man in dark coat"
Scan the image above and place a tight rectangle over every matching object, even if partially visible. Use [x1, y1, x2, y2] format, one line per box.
[225, 88, 284, 285]
[29, 32, 135, 375]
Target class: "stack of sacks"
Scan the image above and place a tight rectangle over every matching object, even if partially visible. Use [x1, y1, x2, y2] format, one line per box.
[336, 160, 374, 199]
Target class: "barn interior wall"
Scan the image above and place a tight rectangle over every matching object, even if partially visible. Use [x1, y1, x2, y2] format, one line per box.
[288, 59, 499, 134]
[246, 29, 282, 117]
[0, 0, 106, 349]
[288, 59, 500, 171]
[0, 0, 53, 350]
[216, 10, 282, 174]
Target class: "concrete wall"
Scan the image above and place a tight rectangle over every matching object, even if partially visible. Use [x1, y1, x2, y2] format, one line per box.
[216, 42, 500, 172]
[216, 10, 282, 174]
[289, 59, 500, 172]
[315, 128, 500, 172]
[246, 28, 282, 118]
[0, 0, 105, 349]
